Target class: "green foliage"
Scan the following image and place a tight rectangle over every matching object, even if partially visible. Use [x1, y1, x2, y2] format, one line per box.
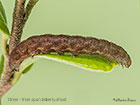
[22, 63, 34, 74]
[0, 55, 4, 80]
[0, 1, 7, 23]
[39, 53, 117, 72]
[0, 0, 9, 36]
[0, 1, 9, 81]
[0, 20, 10, 36]
[11, 53, 117, 84]
[21, 53, 118, 73]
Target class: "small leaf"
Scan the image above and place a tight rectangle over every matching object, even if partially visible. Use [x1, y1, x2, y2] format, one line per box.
[0, 20, 10, 36]
[0, 11, 5, 23]
[0, 1, 9, 37]
[0, 1, 7, 23]
[22, 63, 34, 74]
[0, 55, 4, 80]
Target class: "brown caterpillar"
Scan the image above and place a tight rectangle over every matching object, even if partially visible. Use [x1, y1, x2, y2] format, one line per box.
[9, 34, 131, 71]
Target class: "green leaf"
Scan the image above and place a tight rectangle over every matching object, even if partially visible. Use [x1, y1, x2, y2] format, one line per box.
[22, 63, 34, 74]
[21, 53, 118, 73]
[0, 55, 4, 80]
[0, 11, 5, 23]
[0, 1, 9, 37]
[0, 1, 7, 24]
[0, 20, 10, 36]
[11, 53, 118, 85]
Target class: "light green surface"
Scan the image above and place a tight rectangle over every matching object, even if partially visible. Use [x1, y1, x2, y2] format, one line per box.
[0, 0, 140, 105]
[21, 53, 118, 73]
[11, 54, 117, 85]
[34, 53, 117, 72]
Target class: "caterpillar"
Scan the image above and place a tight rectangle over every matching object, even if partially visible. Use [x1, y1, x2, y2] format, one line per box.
[9, 34, 132, 71]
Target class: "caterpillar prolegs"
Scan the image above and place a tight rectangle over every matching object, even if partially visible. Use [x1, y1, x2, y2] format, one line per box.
[9, 34, 132, 71]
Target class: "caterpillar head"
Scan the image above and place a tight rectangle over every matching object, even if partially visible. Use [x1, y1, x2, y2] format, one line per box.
[124, 55, 131, 68]
[118, 52, 132, 68]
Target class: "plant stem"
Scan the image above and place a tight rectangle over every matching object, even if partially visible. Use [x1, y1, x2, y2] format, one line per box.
[9, 0, 26, 54]
[0, 58, 13, 98]
[24, 0, 39, 24]
[9, 0, 39, 54]
[0, 34, 12, 99]
[0, 0, 39, 98]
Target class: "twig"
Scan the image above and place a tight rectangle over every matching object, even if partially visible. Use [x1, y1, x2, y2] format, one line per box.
[24, 0, 39, 24]
[9, 0, 39, 54]
[9, 0, 26, 54]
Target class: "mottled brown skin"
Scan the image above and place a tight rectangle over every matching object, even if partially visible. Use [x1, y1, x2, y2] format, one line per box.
[9, 34, 131, 70]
